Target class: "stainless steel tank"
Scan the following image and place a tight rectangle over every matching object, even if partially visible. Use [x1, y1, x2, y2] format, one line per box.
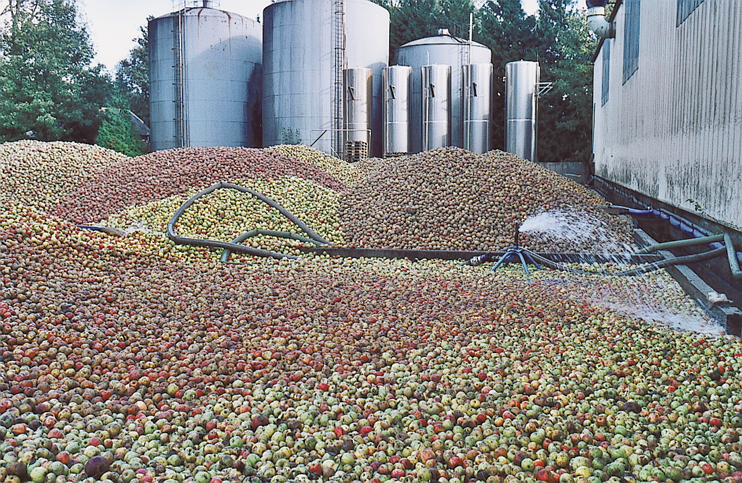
[505, 61, 540, 161]
[382, 66, 412, 157]
[262, 0, 389, 157]
[462, 63, 492, 154]
[343, 68, 373, 162]
[394, 33, 492, 153]
[422, 65, 451, 151]
[149, 5, 262, 151]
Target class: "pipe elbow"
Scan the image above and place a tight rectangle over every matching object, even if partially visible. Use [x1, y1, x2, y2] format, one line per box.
[587, 6, 615, 39]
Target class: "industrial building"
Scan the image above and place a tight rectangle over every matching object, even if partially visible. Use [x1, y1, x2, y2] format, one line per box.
[149, 2, 262, 151]
[393, 33, 493, 154]
[588, 0, 742, 331]
[148, 0, 546, 162]
[261, 0, 389, 159]
[590, 0, 742, 230]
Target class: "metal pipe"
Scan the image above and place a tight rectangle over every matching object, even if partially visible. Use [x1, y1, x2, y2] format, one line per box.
[586, 4, 614, 39]
[608, 204, 725, 248]
[530, 247, 728, 278]
[610, 203, 742, 273]
[77, 225, 126, 236]
[725, 233, 742, 279]
[298, 246, 662, 264]
[636, 234, 725, 254]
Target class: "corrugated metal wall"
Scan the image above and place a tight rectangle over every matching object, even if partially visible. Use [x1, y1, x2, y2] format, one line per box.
[593, 0, 742, 229]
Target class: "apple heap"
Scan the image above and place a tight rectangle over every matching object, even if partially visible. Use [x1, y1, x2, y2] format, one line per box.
[52, 147, 348, 226]
[102, 177, 345, 261]
[0, 141, 740, 483]
[0, 141, 128, 211]
[266, 145, 376, 188]
[339, 148, 633, 252]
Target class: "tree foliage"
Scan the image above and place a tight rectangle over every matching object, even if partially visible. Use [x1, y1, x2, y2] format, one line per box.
[115, 18, 150, 126]
[0, 0, 112, 143]
[371, 0, 597, 163]
[95, 95, 146, 157]
[535, 0, 597, 163]
[478, 0, 538, 151]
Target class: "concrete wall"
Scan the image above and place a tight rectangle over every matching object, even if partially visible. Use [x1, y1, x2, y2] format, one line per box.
[592, 0, 742, 230]
[536, 161, 589, 185]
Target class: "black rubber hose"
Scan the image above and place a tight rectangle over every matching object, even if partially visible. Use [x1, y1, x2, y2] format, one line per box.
[167, 182, 331, 261]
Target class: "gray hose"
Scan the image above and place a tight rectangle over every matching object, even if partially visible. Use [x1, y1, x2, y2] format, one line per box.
[167, 182, 331, 261]
[220, 228, 327, 263]
[636, 234, 725, 254]
[528, 246, 728, 277]
[725, 233, 742, 279]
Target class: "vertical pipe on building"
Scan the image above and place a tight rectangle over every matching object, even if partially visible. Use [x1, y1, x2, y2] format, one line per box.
[177, 11, 186, 147]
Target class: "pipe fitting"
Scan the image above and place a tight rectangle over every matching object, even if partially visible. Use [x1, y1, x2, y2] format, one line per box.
[587, 6, 615, 39]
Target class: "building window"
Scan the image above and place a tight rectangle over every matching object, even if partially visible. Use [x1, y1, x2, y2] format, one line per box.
[623, 0, 641, 84]
[677, 0, 705, 26]
[602, 40, 611, 106]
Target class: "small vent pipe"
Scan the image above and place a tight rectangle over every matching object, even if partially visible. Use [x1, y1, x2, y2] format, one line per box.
[586, 0, 615, 39]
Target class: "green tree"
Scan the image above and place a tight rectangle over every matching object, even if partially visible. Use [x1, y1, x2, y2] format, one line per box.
[360, 0, 598, 163]
[115, 18, 150, 126]
[95, 95, 146, 157]
[0, 0, 112, 143]
[437, 0, 476, 40]
[373, 0, 441, 62]
[535, 0, 596, 163]
[477, 0, 538, 150]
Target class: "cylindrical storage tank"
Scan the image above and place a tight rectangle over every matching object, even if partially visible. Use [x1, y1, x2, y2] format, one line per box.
[382, 66, 412, 157]
[422, 65, 451, 151]
[149, 6, 262, 151]
[343, 68, 373, 162]
[395, 34, 492, 153]
[505, 61, 540, 161]
[262, 0, 389, 158]
[462, 63, 492, 154]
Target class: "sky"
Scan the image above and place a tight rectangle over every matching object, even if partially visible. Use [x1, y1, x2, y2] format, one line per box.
[71, 0, 540, 73]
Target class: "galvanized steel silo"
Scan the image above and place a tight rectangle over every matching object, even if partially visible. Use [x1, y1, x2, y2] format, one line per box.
[394, 33, 492, 153]
[505, 61, 540, 162]
[463, 63, 493, 154]
[149, 4, 262, 151]
[343, 68, 373, 162]
[382, 66, 412, 157]
[422, 65, 451, 151]
[262, 0, 389, 158]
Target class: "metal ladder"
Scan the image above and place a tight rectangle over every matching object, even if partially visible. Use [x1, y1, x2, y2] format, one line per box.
[332, 0, 346, 158]
[172, 10, 187, 148]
